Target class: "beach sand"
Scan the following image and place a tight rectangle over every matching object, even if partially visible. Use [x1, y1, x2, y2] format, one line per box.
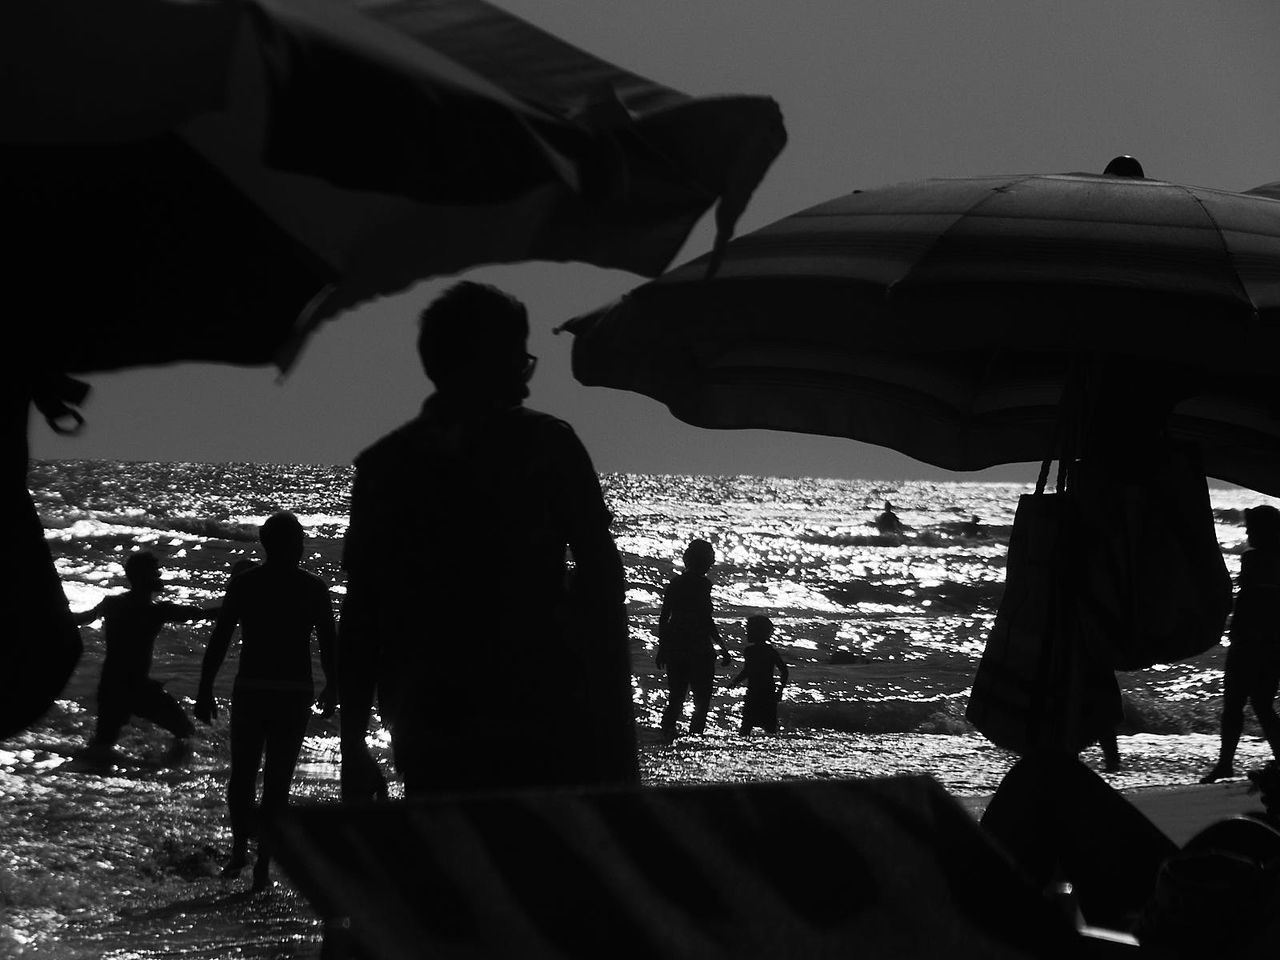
[5, 738, 1272, 960]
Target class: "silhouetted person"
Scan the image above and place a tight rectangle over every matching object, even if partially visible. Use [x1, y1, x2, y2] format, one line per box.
[74, 551, 215, 761]
[876, 500, 904, 536]
[1202, 505, 1280, 783]
[963, 514, 987, 539]
[338, 281, 636, 798]
[657, 538, 731, 743]
[195, 512, 337, 891]
[730, 615, 789, 735]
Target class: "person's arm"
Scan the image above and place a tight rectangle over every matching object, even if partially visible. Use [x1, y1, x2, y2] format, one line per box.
[195, 602, 238, 724]
[314, 582, 338, 718]
[655, 587, 672, 668]
[711, 617, 731, 661]
[775, 652, 789, 692]
[72, 600, 104, 626]
[729, 665, 748, 686]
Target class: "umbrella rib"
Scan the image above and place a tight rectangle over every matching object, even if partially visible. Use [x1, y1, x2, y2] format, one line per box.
[885, 173, 1039, 295]
[1177, 183, 1257, 315]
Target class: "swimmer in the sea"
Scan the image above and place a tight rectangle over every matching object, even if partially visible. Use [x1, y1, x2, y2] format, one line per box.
[875, 500, 905, 536]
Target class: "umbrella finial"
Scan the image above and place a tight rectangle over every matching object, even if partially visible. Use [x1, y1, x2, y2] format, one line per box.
[1104, 155, 1145, 178]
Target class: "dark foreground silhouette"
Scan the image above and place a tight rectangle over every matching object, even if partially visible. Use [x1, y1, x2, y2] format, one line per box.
[197, 512, 337, 891]
[984, 753, 1280, 955]
[338, 282, 636, 798]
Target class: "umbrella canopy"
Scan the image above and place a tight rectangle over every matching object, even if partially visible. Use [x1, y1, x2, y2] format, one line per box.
[563, 162, 1280, 494]
[5, 0, 786, 373]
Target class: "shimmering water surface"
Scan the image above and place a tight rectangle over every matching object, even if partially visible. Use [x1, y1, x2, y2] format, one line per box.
[5, 460, 1279, 957]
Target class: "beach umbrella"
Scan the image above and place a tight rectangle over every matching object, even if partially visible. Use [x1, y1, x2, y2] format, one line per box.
[562, 158, 1279, 754]
[5, 0, 786, 373]
[561, 159, 1280, 496]
[2, 0, 787, 740]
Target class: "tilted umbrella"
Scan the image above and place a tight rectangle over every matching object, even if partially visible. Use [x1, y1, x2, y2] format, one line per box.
[7, 0, 787, 373]
[563, 157, 1280, 753]
[2, 0, 786, 739]
[562, 158, 1280, 495]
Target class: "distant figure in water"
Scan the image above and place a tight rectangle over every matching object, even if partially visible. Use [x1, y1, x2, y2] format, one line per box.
[74, 551, 216, 762]
[196, 512, 337, 890]
[962, 514, 987, 539]
[338, 281, 636, 798]
[1202, 505, 1280, 783]
[730, 615, 789, 735]
[875, 500, 905, 536]
[657, 538, 732, 744]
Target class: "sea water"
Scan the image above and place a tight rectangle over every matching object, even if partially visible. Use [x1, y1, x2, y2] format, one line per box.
[4, 460, 1279, 957]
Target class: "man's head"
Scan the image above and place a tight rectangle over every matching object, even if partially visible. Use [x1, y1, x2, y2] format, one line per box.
[746, 615, 774, 644]
[417, 282, 533, 403]
[124, 551, 163, 592]
[683, 538, 715, 574]
[261, 512, 305, 565]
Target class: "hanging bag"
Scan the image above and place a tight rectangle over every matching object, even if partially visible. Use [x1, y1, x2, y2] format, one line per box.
[966, 457, 1123, 755]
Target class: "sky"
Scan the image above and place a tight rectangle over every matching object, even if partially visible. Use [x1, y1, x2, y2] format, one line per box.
[29, 0, 1280, 481]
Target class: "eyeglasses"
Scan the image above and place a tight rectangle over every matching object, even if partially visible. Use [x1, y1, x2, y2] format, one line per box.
[522, 353, 538, 381]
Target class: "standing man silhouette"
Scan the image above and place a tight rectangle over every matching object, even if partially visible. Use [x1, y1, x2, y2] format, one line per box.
[339, 281, 636, 798]
[196, 512, 337, 891]
[657, 538, 731, 743]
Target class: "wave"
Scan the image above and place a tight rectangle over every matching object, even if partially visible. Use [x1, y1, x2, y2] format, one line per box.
[785, 693, 1229, 736]
[42, 510, 262, 543]
[822, 579, 1003, 612]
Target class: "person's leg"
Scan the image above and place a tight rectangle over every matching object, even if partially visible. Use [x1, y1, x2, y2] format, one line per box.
[1247, 662, 1280, 764]
[1204, 649, 1248, 781]
[661, 664, 690, 744]
[688, 657, 714, 735]
[762, 693, 779, 735]
[1099, 728, 1121, 773]
[227, 690, 268, 875]
[254, 693, 311, 891]
[89, 684, 129, 751]
[132, 680, 195, 755]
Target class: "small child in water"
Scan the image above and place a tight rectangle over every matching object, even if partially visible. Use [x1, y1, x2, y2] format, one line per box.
[730, 615, 789, 735]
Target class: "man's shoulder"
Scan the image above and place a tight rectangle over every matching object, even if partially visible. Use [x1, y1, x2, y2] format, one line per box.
[353, 418, 422, 470]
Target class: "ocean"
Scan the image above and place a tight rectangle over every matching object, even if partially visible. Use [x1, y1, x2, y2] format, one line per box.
[4, 459, 1279, 957]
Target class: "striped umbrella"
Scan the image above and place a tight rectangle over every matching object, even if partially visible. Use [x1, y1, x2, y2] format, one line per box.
[563, 160, 1280, 494]
[5, 0, 786, 374]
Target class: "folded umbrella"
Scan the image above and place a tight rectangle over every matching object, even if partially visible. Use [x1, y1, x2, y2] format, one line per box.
[5, 0, 787, 372]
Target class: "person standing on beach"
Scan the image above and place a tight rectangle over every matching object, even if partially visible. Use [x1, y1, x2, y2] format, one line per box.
[195, 512, 337, 890]
[1202, 505, 1280, 783]
[338, 281, 636, 798]
[74, 551, 215, 761]
[730, 615, 789, 735]
[656, 538, 732, 743]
